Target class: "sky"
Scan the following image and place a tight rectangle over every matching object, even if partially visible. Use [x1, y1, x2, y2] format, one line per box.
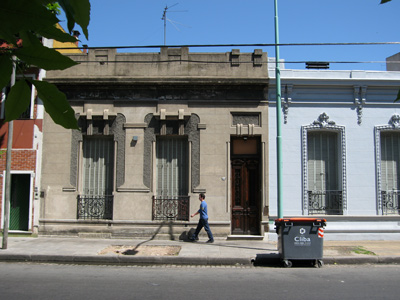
[60, 0, 400, 71]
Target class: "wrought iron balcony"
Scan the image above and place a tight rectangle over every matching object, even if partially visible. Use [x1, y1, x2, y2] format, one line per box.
[381, 190, 400, 215]
[307, 190, 343, 215]
[77, 195, 113, 220]
[152, 196, 190, 221]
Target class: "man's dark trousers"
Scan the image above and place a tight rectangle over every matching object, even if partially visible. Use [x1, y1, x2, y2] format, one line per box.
[193, 218, 214, 241]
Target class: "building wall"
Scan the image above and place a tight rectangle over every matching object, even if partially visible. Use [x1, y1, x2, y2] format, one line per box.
[0, 91, 43, 233]
[268, 69, 400, 240]
[387, 52, 400, 71]
[41, 48, 270, 238]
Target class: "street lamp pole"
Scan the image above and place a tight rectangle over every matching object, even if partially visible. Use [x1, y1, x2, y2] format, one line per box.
[274, 0, 283, 219]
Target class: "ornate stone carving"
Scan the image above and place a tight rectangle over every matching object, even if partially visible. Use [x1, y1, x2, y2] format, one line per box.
[282, 84, 292, 124]
[312, 112, 336, 128]
[354, 86, 367, 125]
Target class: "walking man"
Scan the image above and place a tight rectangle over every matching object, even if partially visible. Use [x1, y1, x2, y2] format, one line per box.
[190, 193, 214, 243]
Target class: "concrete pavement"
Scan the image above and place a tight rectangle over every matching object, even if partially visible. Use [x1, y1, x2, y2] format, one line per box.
[0, 236, 400, 266]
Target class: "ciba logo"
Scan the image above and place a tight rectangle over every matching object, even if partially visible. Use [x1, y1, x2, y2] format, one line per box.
[294, 227, 311, 242]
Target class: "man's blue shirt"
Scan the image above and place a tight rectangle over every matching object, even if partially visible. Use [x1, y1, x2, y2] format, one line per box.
[198, 201, 208, 219]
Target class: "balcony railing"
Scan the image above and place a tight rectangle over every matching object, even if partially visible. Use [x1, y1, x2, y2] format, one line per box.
[307, 190, 343, 215]
[381, 190, 400, 215]
[152, 196, 190, 221]
[77, 195, 113, 220]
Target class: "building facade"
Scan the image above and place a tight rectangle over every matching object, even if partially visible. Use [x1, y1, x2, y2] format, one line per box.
[40, 48, 270, 238]
[268, 67, 400, 240]
[0, 66, 45, 235]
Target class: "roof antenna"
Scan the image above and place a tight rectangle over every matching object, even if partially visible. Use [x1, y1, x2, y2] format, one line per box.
[161, 3, 188, 45]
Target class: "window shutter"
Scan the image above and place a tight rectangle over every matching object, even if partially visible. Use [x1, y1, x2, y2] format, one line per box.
[308, 132, 338, 192]
[381, 132, 400, 191]
[156, 137, 188, 197]
[83, 136, 114, 196]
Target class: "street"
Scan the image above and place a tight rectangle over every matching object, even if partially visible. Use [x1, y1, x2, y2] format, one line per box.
[1, 262, 399, 300]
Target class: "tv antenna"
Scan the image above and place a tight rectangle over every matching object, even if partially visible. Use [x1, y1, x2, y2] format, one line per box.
[161, 3, 188, 45]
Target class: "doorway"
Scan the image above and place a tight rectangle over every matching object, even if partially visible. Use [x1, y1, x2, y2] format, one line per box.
[231, 137, 261, 235]
[9, 174, 31, 231]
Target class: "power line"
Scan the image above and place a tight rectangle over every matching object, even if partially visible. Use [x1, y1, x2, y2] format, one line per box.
[60, 59, 400, 65]
[54, 41, 400, 51]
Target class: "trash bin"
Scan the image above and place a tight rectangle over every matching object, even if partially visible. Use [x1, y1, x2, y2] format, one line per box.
[275, 218, 326, 268]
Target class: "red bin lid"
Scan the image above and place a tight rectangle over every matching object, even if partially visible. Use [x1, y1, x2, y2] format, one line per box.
[275, 218, 326, 223]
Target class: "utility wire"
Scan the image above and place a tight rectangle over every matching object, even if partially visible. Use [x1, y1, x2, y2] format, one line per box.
[63, 59, 400, 65]
[54, 41, 400, 51]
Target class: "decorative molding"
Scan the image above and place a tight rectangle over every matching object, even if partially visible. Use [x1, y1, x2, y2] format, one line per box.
[124, 123, 147, 129]
[312, 112, 336, 128]
[374, 113, 400, 215]
[231, 49, 240, 66]
[354, 85, 367, 125]
[117, 187, 150, 193]
[282, 84, 293, 124]
[301, 112, 347, 215]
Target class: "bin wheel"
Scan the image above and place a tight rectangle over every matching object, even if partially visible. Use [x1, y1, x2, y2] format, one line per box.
[282, 260, 293, 268]
[314, 260, 324, 268]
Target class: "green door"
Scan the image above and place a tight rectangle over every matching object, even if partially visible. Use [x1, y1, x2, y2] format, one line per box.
[9, 174, 30, 231]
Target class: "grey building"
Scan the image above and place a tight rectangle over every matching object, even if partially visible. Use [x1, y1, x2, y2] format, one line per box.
[40, 47, 270, 239]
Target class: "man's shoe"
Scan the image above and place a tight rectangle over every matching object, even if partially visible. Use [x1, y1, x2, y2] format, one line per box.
[189, 237, 198, 242]
[206, 239, 214, 243]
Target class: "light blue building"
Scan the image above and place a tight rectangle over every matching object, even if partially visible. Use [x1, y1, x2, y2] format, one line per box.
[268, 58, 400, 240]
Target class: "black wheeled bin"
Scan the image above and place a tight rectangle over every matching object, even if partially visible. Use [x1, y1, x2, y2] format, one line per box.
[275, 218, 326, 267]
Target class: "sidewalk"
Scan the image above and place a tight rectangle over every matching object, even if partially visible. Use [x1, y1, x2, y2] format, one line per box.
[0, 236, 400, 266]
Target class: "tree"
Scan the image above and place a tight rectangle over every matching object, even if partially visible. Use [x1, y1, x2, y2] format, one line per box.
[0, 0, 91, 129]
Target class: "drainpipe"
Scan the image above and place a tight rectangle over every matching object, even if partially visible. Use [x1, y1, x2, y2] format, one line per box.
[274, 0, 283, 219]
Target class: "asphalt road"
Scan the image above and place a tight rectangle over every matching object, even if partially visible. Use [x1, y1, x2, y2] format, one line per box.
[1, 263, 399, 300]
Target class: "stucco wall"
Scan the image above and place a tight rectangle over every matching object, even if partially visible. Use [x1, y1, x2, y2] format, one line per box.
[40, 48, 270, 238]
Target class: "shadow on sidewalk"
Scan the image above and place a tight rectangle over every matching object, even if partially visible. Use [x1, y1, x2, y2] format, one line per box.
[124, 221, 175, 255]
[252, 253, 281, 267]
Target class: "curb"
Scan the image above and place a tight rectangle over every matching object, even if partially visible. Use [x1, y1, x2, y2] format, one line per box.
[0, 254, 399, 266]
[0, 254, 253, 266]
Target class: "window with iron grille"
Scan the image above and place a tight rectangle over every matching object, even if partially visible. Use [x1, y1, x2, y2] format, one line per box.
[306, 131, 343, 215]
[379, 131, 400, 215]
[302, 113, 346, 215]
[78, 135, 114, 220]
[153, 136, 190, 221]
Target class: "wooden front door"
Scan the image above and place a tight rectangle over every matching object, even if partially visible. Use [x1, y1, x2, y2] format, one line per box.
[231, 138, 261, 235]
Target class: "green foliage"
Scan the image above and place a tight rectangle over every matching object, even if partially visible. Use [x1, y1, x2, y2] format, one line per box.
[0, 0, 90, 129]
[380, 0, 392, 4]
[32, 80, 79, 129]
[4, 80, 32, 121]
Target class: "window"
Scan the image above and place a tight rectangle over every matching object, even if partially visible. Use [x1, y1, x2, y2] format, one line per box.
[307, 132, 339, 192]
[307, 131, 342, 214]
[156, 136, 189, 197]
[77, 134, 115, 220]
[82, 136, 114, 196]
[379, 132, 400, 215]
[152, 136, 190, 221]
[302, 113, 346, 215]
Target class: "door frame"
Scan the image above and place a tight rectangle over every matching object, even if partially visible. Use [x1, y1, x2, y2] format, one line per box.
[1, 171, 34, 231]
[230, 136, 262, 235]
